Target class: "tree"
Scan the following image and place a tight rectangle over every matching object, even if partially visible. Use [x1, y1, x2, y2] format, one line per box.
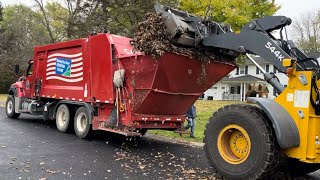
[0, 4, 50, 92]
[0, 2, 3, 21]
[180, 0, 280, 31]
[34, 0, 69, 42]
[292, 11, 320, 53]
[102, 0, 179, 37]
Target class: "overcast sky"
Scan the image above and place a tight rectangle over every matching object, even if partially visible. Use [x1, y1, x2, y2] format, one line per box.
[2, 0, 319, 21]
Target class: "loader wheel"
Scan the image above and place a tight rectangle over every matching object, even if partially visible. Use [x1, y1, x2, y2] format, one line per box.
[279, 157, 320, 177]
[74, 107, 91, 138]
[56, 104, 72, 133]
[5, 95, 20, 119]
[204, 104, 279, 180]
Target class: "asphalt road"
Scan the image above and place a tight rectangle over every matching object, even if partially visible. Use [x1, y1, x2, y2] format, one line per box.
[0, 108, 214, 180]
[1, 108, 320, 180]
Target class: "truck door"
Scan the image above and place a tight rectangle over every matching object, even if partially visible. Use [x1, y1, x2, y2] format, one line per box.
[24, 62, 34, 98]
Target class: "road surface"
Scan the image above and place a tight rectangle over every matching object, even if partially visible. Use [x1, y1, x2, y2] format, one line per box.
[0, 108, 215, 180]
[0, 108, 319, 180]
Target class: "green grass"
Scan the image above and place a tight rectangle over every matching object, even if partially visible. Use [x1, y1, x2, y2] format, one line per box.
[0, 94, 7, 101]
[149, 100, 241, 142]
[0, 94, 7, 108]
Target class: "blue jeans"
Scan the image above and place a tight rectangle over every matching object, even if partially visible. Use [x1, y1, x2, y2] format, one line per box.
[185, 117, 195, 135]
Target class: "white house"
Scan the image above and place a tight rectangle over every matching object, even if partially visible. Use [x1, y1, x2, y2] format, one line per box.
[204, 53, 320, 101]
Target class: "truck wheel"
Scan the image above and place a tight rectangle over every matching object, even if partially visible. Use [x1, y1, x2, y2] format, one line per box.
[135, 129, 148, 136]
[203, 104, 279, 180]
[279, 157, 320, 177]
[74, 107, 91, 138]
[5, 95, 20, 119]
[56, 104, 72, 132]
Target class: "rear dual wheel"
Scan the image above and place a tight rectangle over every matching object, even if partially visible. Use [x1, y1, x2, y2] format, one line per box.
[204, 104, 279, 180]
[56, 104, 72, 132]
[74, 107, 91, 139]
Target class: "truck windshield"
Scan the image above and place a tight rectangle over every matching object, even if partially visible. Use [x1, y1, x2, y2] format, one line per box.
[26, 63, 33, 76]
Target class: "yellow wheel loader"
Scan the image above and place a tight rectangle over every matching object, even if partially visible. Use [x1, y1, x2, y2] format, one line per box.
[156, 4, 320, 179]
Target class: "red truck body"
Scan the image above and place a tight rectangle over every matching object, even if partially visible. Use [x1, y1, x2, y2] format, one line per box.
[9, 33, 236, 136]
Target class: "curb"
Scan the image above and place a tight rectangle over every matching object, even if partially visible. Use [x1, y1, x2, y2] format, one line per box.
[145, 133, 204, 148]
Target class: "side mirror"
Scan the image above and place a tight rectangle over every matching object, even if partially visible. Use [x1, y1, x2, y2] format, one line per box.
[14, 64, 19, 76]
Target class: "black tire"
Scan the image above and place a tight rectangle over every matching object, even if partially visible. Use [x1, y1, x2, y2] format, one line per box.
[56, 104, 72, 133]
[203, 104, 279, 180]
[74, 107, 91, 138]
[5, 95, 20, 119]
[279, 157, 320, 177]
[136, 129, 148, 136]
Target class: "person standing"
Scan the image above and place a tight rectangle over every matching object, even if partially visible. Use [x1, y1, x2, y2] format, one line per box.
[185, 104, 196, 138]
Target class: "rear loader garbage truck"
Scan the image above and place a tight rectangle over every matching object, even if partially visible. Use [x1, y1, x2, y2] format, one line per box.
[6, 3, 320, 179]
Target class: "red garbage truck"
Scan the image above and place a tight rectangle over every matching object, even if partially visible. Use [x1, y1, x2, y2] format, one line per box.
[5, 33, 235, 138]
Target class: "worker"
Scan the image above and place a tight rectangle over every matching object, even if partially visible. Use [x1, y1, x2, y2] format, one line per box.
[185, 104, 196, 138]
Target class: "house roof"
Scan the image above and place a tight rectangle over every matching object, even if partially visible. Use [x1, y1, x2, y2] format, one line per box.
[221, 75, 265, 83]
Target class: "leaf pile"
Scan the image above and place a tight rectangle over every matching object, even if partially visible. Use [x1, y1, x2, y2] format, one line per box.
[131, 12, 235, 63]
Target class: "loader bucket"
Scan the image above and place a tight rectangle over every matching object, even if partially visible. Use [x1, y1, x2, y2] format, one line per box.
[120, 53, 236, 116]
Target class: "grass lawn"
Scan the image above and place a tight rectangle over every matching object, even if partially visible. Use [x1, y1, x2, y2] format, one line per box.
[149, 100, 242, 142]
[0, 94, 7, 108]
[0, 94, 7, 101]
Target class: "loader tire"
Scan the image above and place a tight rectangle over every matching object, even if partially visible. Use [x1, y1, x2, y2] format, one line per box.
[203, 104, 279, 180]
[74, 107, 91, 139]
[56, 104, 72, 133]
[5, 95, 20, 119]
[279, 157, 320, 177]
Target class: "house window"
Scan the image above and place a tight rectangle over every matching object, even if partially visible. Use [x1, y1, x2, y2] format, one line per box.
[213, 87, 218, 89]
[239, 66, 245, 75]
[230, 87, 235, 94]
[222, 87, 225, 89]
[258, 84, 262, 91]
[273, 65, 277, 73]
[236, 67, 239, 75]
[266, 65, 269, 72]
[245, 66, 248, 74]
[256, 67, 260, 74]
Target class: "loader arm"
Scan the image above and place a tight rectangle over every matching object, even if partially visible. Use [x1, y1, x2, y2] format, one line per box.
[155, 3, 319, 94]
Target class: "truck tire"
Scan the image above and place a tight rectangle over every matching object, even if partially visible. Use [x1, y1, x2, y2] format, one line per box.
[136, 129, 148, 136]
[74, 107, 91, 138]
[279, 157, 320, 177]
[56, 104, 72, 133]
[203, 104, 279, 180]
[5, 95, 20, 119]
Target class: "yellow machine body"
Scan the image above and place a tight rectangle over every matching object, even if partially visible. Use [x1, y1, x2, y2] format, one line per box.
[275, 66, 320, 163]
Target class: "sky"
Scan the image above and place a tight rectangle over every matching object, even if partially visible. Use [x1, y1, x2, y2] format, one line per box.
[275, 0, 320, 19]
[2, 0, 319, 21]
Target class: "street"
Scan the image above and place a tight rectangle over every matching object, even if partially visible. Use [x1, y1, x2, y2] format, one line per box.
[1, 108, 320, 180]
[0, 108, 214, 180]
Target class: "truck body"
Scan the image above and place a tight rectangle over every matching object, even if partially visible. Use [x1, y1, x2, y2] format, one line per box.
[8, 33, 235, 136]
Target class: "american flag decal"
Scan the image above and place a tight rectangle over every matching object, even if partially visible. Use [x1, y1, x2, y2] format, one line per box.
[46, 52, 83, 82]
